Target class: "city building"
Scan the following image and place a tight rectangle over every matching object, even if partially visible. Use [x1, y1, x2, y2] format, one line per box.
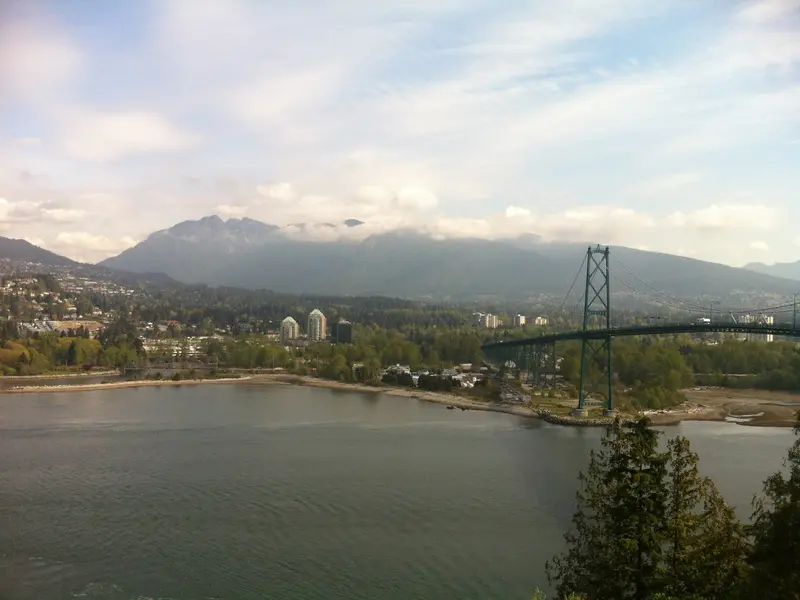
[740, 314, 774, 343]
[534, 316, 548, 326]
[280, 316, 299, 345]
[307, 309, 327, 342]
[479, 313, 499, 329]
[513, 314, 526, 327]
[332, 319, 353, 344]
[763, 315, 774, 343]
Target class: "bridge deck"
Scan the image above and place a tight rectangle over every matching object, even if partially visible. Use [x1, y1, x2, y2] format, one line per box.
[482, 322, 800, 350]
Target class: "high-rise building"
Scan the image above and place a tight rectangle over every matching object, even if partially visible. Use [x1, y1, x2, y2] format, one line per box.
[332, 319, 353, 344]
[513, 314, 526, 327]
[481, 314, 499, 329]
[307, 309, 327, 342]
[763, 315, 774, 343]
[280, 316, 299, 345]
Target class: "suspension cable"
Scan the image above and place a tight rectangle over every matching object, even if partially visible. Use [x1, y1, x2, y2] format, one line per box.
[558, 253, 588, 311]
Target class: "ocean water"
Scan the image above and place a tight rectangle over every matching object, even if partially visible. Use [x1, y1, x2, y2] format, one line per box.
[0, 384, 793, 599]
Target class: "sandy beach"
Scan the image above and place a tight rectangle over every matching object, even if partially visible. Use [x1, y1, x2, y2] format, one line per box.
[644, 387, 800, 427]
[245, 374, 545, 418]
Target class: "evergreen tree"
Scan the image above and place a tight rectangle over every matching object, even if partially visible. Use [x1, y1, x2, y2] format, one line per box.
[66, 340, 78, 366]
[547, 419, 747, 600]
[546, 417, 668, 600]
[746, 414, 800, 599]
[662, 437, 747, 599]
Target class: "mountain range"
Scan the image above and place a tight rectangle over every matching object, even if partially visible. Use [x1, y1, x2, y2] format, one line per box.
[93, 215, 800, 303]
[744, 260, 800, 281]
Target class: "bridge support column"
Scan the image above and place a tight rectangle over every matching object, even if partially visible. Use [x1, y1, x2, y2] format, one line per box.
[577, 245, 613, 413]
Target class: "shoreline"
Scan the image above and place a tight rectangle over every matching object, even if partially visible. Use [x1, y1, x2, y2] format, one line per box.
[246, 375, 799, 428]
[252, 374, 548, 419]
[2, 376, 251, 394]
[3, 373, 796, 428]
[0, 370, 120, 381]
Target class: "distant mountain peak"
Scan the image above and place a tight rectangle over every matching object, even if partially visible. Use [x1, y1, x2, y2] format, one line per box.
[744, 260, 800, 281]
[345, 219, 365, 228]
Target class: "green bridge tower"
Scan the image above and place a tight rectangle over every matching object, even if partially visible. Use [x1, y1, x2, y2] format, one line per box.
[573, 245, 614, 418]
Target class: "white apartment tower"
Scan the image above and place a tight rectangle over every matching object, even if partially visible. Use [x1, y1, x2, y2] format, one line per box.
[280, 316, 299, 345]
[513, 314, 526, 327]
[482, 314, 499, 329]
[307, 309, 327, 342]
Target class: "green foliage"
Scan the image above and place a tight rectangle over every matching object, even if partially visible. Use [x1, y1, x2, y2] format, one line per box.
[662, 437, 748, 599]
[746, 415, 800, 599]
[546, 417, 748, 600]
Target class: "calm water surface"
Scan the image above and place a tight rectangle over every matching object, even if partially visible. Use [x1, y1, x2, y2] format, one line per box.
[0, 384, 794, 600]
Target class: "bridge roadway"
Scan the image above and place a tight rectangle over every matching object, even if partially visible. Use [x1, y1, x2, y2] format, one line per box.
[481, 322, 800, 351]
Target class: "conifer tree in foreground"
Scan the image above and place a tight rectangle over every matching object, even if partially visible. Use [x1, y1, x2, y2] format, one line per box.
[546, 417, 747, 600]
[746, 415, 800, 599]
[661, 437, 747, 600]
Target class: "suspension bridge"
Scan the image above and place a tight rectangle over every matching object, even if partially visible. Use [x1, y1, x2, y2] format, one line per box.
[481, 245, 800, 418]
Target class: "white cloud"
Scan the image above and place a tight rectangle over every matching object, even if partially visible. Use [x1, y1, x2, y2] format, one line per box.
[428, 217, 492, 240]
[50, 232, 138, 262]
[58, 110, 199, 161]
[216, 204, 247, 218]
[0, 197, 84, 224]
[749, 240, 770, 251]
[13, 137, 41, 147]
[666, 205, 778, 230]
[227, 69, 342, 133]
[632, 172, 702, 195]
[250, 182, 439, 227]
[42, 208, 86, 222]
[506, 206, 532, 218]
[3, 1, 800, 267]
[257, 183, 297, 203]
[737, 0, 800, 24]
[396, 187, 438, 210]
[0, 21, 82, 102]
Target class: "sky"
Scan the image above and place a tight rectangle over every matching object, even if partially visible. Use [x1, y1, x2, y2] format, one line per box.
[1, 0, 799, 265]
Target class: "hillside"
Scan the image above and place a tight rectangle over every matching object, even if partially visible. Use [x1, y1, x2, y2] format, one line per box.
[99, 216, 800, 303]
[0, 235, 176, 287]
[0, 237, 77, 267]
